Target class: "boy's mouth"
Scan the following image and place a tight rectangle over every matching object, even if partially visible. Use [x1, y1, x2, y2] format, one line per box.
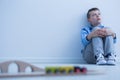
[97, 18, 101, 20]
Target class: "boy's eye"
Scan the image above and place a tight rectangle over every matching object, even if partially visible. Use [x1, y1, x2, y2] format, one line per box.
[92, 14, 96, 16]
[98, 13, 101, 15]
[92, 13, 100, 17]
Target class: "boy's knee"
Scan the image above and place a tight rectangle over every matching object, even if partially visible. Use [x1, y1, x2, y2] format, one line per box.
[92, 27, 101, 31]
[104, 27, 110, 29]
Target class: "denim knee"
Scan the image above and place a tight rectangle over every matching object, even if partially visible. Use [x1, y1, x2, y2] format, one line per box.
[92, 27, 101, 31]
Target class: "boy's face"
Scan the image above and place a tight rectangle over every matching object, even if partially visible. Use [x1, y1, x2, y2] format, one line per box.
[88, 10, 101, 26]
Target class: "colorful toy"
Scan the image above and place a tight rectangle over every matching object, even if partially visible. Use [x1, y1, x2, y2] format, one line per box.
[45, 66, 87, 74]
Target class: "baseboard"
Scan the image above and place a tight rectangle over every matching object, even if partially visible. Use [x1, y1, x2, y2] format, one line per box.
[0, 57, 86, 64]
[0, 57, 119, 64]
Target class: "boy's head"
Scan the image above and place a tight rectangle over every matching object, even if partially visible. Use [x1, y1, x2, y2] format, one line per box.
[87, 8, 101, 26]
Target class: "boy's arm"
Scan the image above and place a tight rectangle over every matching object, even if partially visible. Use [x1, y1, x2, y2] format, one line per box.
[81, 28, 100, 46]
[81, 28, 90, 46]
[86, 29, 102, 40]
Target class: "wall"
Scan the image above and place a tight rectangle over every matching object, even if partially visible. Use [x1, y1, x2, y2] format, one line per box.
[0, 0, 120, 63]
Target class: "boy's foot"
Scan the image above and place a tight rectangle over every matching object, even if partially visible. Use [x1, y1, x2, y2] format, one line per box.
[96, 54, 107, 65]
[107, 55, 116, 65]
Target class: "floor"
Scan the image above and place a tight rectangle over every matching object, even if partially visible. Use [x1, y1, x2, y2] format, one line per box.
[0, 62, 120, 80]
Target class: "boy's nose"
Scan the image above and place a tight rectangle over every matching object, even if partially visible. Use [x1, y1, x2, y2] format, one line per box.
[97, 15, 100, 17]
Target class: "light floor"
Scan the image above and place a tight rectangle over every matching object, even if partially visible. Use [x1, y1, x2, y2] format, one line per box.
[0, 62, 120, 80]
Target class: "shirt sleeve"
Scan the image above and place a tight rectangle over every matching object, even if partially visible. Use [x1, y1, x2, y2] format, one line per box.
[81, 28, 90, 47]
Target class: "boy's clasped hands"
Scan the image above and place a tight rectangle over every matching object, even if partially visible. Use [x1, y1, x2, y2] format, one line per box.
[91, 28, 114, 38]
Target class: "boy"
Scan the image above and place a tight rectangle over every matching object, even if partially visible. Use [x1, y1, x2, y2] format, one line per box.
[81, 8, 116, 65]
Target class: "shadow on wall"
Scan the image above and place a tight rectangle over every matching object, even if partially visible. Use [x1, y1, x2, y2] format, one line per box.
[79, 14, 89, 63]
[61, 13, 88, 63]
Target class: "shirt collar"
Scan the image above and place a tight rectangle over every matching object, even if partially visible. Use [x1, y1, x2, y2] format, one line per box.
[88, 23, 104, 29]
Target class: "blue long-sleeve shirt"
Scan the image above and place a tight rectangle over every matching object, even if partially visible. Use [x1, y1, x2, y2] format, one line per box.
[81, 24, 117, 49]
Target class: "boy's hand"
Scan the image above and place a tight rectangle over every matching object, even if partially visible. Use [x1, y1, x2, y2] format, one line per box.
[87, 29, 104, 40]
[102, 28, 116, 38]
[87, 28, 115, 40]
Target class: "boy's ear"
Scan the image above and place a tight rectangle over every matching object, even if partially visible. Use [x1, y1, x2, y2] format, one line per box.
[87, 18, 90, 22]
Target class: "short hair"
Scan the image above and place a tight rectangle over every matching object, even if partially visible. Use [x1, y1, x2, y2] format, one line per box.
[87, 8, 100, 19]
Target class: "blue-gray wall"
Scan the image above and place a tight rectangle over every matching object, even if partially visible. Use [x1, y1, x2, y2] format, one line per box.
[0, 0, 120, 63]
